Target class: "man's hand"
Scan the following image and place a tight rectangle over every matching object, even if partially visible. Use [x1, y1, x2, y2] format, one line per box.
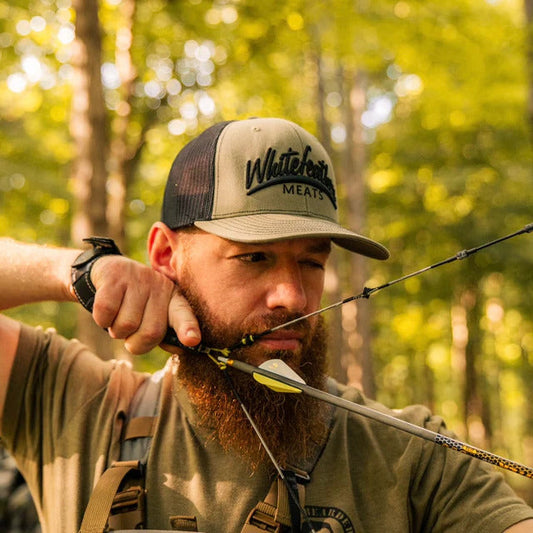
[89, 255, 200, 354]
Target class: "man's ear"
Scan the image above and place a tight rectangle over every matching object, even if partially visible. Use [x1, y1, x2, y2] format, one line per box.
[148, 222, 181, 281]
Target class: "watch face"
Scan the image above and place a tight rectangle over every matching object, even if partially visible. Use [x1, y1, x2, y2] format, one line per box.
[72, 238, 121, 269]
[71, 248, 98, 269]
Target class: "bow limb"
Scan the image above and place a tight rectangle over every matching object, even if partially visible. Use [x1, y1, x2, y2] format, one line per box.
[163, 223, 532, 352]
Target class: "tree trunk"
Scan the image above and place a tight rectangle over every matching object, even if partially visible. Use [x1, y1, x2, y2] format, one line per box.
[342, 69, 376, 398]
[521, 343, 533, 504]
[521, 0, 533, 471]
[422, 357, 435, 412]
[457, 282, 491, 448]
[107, 0, 137, 253]
[313, 49, 346, 383]
[524, 0, 533, 141]
[70, 0, 113, 357]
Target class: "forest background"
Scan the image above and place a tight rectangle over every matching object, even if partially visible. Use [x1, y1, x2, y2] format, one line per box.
[1, 0, 533, 505]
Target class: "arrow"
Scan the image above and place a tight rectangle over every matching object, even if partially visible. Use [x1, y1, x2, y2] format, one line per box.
[217, 356, 533, 479]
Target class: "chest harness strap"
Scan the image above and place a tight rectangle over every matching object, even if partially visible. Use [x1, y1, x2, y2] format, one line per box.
[242, 470, 309, 533]
[79, 369, 163, 533]
[79, 371, 335, 532]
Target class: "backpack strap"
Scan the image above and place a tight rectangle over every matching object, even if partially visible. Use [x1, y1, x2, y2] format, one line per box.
[78, 460, 145, 533]
[120, 366, 166, 462]
[241, 378, 338, 533]
[241, 474, 305, 533]
[79, 367, 165, 533]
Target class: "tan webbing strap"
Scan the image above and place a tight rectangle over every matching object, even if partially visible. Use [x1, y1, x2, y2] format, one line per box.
[78, 460, 142, 533]
[266, 477, 295, 526]
[123, 416, 158, 441]
[241, 476, 305, 533]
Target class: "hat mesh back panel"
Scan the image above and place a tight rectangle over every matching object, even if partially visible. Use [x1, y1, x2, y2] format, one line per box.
[161, 121, 232, 228]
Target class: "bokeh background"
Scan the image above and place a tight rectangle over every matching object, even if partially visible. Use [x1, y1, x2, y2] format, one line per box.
[1, 0, 532, 515]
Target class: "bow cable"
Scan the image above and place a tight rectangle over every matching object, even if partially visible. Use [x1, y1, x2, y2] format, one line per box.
[163, 222, 532, 352]
[222, 369, 317, 533]
[163, 223, 533, 480]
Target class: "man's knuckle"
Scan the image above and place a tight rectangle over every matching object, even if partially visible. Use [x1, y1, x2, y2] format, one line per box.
[124, 341, 143, 356]
[140, 325, 165, 344]
[171, 297, 191, 312]
[117, 318, 140, 333]
[93, 299, 116, 317]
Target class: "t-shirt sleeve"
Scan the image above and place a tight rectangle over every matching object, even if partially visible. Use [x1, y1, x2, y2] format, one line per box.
[0, 324, 145, 530]
[336, 383, 533, 533]
[405, 405, 533, 532]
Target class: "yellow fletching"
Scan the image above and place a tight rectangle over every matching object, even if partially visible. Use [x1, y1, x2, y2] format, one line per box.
[253, 373, 302, 393]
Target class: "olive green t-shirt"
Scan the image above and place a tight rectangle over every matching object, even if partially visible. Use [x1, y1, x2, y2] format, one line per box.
[2, 325, 533, 532]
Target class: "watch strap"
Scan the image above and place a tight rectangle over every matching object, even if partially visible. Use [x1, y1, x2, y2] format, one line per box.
[71, 237, 122, 312]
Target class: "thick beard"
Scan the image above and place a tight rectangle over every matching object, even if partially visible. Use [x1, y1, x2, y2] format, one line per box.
[173, 281, 331, 472]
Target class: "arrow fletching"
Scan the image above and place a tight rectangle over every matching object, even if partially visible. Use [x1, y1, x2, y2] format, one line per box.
[254, 359, 305, 393]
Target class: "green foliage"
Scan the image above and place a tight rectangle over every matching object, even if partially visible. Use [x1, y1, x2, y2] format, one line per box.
[1, 0, 532, 498]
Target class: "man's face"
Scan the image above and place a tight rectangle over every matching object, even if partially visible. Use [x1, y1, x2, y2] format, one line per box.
[174, 231, 331, 367]
[167, 230, 332, 469]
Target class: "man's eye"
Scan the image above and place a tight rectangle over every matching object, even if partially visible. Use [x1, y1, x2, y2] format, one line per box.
[303, 259, 325, 270]
[239, 252, 266, 263]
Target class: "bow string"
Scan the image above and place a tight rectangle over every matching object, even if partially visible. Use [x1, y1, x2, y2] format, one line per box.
[161, 223, 533, 481]
[163, 223, 532, 355]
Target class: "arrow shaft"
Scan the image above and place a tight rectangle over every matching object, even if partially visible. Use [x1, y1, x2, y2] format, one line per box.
[219, 356, 533, 479]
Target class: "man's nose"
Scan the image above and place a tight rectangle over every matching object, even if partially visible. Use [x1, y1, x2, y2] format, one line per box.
[265, 266, 307, 313]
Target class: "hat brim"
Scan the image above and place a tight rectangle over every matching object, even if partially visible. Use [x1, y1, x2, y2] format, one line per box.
[195, 214, 389, 260]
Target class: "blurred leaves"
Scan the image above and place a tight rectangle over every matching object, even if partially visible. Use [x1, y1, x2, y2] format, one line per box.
[0, 0, 532, 497]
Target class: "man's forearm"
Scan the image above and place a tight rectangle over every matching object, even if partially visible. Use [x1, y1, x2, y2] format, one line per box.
[1, 232, 201, 354]
[1, 238, 80, 310]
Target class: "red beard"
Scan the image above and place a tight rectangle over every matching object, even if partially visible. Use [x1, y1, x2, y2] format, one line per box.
[173, 283, 331, 471]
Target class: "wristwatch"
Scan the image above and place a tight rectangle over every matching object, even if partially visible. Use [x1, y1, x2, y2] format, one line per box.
[71, 237, 122, 312]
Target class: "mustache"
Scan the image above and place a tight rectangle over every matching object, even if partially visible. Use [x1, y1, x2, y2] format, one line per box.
[244, 311, 311, 335]
[232, 311, 312, 349]
[197, 311, 311, 352]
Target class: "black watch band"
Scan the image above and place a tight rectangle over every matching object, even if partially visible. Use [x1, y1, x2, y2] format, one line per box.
[71, 237, 122, 312]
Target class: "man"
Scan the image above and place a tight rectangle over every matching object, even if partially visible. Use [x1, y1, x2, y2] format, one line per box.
[0, 117, 532, 532]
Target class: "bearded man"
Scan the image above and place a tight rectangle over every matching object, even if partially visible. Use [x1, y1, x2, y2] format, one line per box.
[1, 118, 532, 533]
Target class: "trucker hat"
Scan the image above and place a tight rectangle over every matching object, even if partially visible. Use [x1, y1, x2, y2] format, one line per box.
[161, 117, 389, 260]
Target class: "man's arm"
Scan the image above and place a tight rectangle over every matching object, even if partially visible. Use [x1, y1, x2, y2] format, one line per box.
[1, 238, 80, 310]
[0, 238, 199, 429]
[0, 239, 80, 430]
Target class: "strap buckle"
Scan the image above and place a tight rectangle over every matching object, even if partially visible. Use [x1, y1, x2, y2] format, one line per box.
[242, 505, 284, 533]
[107, 483, 146, 530]
[283, 465, 310, 485]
